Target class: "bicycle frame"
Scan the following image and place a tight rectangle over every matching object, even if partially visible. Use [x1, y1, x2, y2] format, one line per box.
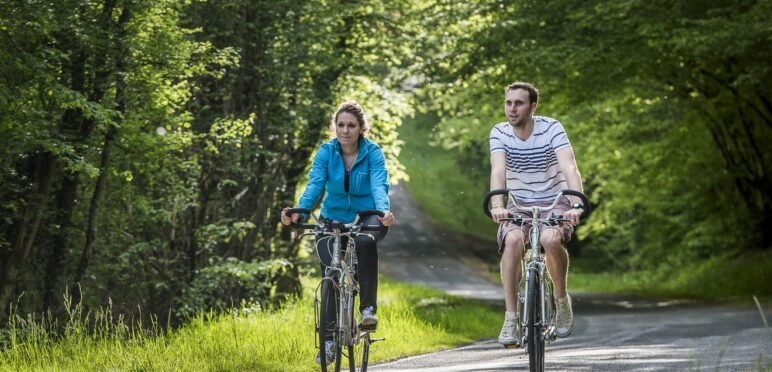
[303, 219, 370, 348]
[516, 194, 565, 343]
[318, 230, 367, 347]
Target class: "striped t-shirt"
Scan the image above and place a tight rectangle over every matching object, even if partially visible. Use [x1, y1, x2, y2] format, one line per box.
[489, 116, 571, 203]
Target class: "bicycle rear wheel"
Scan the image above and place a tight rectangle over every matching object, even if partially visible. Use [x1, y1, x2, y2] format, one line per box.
[319, 279, 342, 372]
[526, 270, 545, 372]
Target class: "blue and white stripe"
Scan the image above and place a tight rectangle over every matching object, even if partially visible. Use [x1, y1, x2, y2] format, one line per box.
[489, 116, 571, 202]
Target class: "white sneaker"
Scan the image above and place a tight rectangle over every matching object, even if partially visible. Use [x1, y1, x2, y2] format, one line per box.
[316, 340, 336, 365]
[555, 294, 573, 337]
[361, 306, 378, 329]
[498, 311, 521, 346]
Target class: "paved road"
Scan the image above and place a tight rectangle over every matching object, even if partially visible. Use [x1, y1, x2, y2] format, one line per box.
[379, 182, 501, 301]
[375, 183, 772, 371]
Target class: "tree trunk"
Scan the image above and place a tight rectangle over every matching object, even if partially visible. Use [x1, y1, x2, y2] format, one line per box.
[72, 125, 118, 302]
[42, 173, 79, 311]
[0, 153, 56, 316]
[71, 3, 131, 303]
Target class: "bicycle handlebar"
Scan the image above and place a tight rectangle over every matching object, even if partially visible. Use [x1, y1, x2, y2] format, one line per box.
[285, 208, 385, 232]
[482, 189, 591, 220]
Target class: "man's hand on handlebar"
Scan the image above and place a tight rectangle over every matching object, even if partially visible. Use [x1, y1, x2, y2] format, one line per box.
[563, 208, 582, 227]
[490, 206, 510, 224]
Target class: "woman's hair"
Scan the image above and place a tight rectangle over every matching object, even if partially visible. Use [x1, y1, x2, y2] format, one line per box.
[330, 100, 371, 138]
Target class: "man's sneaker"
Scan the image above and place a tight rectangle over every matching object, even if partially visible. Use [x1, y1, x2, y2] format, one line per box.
[316, 340, 336, 365]
[555, 294, 574, 337]
[361, 306, 378, 329]
[498, 311, 521, 346]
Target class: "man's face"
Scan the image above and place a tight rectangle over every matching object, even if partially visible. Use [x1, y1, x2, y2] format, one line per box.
[504, 88, 535, 128]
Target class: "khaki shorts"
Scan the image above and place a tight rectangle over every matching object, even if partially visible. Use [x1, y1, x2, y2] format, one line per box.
[496, 199, 573, 254]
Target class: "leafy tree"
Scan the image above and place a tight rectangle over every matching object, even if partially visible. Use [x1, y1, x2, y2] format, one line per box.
[0, 0, 414, 321]
[410, 0, 772, 270]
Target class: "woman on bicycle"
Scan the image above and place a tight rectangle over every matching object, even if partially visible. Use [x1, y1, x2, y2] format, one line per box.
[280, 100, 395, 365]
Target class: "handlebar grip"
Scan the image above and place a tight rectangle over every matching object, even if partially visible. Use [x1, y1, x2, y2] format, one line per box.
[286, 207, 313, 228]
[560, 190, 592, 219]
[359, 224, 384, 231]
[357, 210, 385, 232]
[358, 210, 386, 218]
[483, 189, 509, 218]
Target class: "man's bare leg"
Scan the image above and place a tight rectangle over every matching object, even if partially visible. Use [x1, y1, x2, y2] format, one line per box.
[499, 228, 525, 345]
[541, 228, 573, 337]
[541, 228, 568, 298]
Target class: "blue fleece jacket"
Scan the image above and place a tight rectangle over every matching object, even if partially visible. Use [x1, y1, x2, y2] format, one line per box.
[297, 137, 390, 223]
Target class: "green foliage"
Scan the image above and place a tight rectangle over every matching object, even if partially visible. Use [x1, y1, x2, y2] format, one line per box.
[176, 258, 290, 318]
[0, 0, 419, 324]
[407, 0, 772, 276]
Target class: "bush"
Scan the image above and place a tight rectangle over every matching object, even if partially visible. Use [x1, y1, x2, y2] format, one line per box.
[176, 258, 290, 318]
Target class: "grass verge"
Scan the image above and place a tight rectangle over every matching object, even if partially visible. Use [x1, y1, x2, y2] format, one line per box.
[570, 250, 772, 305]
[398, 114, 497, 241]
[0, 276, 500, 371]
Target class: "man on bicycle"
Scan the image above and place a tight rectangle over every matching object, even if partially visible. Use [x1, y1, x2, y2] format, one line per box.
[488, 82, 585, 346]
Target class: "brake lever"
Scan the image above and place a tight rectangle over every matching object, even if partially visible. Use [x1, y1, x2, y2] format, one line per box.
[353, 232, 376, 241]
[297, 232, 317, 239]
[502, 216, 524, 224]
[547, 215, 571, 225]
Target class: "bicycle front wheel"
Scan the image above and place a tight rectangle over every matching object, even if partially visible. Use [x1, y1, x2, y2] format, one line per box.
[319, 279, 342, 372]
[526, 270, 545, 372]
[346, 291, 356, 372]
[360, 333, 371, 372]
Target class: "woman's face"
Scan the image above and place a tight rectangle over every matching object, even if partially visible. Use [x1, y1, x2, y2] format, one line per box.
[335, 112, 362, 147]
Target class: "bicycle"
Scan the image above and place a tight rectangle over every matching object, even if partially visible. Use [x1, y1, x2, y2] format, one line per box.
[287, 208, 385, 372]
[483, 189, 590, 372]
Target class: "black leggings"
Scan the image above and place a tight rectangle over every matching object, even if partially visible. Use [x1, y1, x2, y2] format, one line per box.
[317, 215, 387, 333]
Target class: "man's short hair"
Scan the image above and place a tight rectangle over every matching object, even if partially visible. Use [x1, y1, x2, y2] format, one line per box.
[505, 82, 539, 105]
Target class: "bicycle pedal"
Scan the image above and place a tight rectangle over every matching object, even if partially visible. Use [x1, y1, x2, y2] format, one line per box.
[503, 343, 519, 349]
[359, 324, 377, 332]
[370, 337, 385, 343]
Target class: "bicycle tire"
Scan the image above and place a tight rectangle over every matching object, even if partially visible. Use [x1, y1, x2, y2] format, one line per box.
[350, 290, 371, 372]
[319, 279, 343, 372]
[361, 333, 371, 372]
[527, 269, 545, 372]
[346, 288, 357, 372]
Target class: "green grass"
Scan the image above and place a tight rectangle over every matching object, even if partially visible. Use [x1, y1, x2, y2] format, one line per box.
[570, 250, 772, 305]
[399, 114, 497, 241]
[0, 276, 500, 371]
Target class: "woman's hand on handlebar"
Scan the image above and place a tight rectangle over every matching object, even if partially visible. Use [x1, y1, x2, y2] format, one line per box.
[280, 207, 299, 226]
[378, 211, 396, 227]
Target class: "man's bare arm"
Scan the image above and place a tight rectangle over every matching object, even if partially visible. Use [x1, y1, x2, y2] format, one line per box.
[557, 146, 585, 225]
[490, 152, 509, 221]
[556, 146, 583, 196]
